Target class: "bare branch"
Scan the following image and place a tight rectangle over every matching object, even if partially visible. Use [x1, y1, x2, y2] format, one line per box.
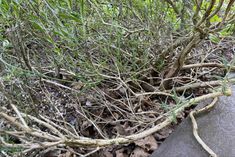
[1, 88, 231, 148]
[190, 97, 218, 157]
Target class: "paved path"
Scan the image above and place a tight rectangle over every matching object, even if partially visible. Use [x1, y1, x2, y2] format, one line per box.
[151, 86, 235, 157]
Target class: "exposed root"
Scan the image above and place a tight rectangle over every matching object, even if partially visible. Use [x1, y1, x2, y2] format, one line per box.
[190, 97, 219, 157]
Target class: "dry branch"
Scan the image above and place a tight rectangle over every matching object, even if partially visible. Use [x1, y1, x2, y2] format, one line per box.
[0, 87, 231, 150]
[167, 78, 235, 92]
[190, 97, 219, 157]
[182, 63, 235, 71]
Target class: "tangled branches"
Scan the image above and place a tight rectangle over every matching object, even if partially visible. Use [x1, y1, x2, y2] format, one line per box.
[0, 87, 231, 155]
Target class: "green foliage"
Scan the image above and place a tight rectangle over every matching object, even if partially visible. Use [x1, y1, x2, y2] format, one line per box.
[0, 0, 233, 90]
[220, 24, 235, 36]
[0, 135, 23, 154]
[209, 34, 220, 43]
[210, 15, 222, 23]
[0, 146, 23, 154]
[0, 0, 186, 80]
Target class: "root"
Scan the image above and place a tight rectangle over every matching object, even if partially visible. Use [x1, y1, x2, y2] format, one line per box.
[190, 97, 219, 157]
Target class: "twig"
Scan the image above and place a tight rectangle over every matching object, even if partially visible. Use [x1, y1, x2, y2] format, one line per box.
[158, 35, 193, 61]
[87, 0, 147, 33]
[182, 63, 235, 71]
[0, 112, 60, 141]
[1, 150, 10, 157]
[10, 103, 29, 129]
[190, 97, 219, 157]
[75, 107, 107, 139]
[83, 147, 101, 157]
[135, 91, 172, 97]
[0, 87, 231, 148]
[21, 113, 65, 139]
[41, 78, 80, 93]
[64, 88, 230, 147]
[40, 115, 79, 138]
[167, 78, 235, 92]
[196, 0, 216, 26]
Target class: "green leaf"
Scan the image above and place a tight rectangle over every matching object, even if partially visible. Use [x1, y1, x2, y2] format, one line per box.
[30, 20, 45, 31]
[210, 15, 222, 23]
[59, 12, 81, 23]
[209, 34, 220, 43]
[171, 111, 177, 124]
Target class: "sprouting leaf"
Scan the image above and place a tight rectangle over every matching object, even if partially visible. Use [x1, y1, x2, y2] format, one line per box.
[210, 15, 222, 23]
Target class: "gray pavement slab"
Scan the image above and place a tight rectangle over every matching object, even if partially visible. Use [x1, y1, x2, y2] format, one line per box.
[151, 86, 235, 157]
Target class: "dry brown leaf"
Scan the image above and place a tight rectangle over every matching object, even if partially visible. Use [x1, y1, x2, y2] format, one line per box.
[134, 135, 158, 152]
[154, 126, 173, 140]
[97, 147, 114, 157]
[113, 112, 120, 119]
[58, 151, 73, 157]
[130, 147, 150, 157]
[42, 149, 61, 157]
[113, 124, 127, 136]
[123, 121, 132, 134]
[71, 81, 84, 90]
[115, 148, 129, 157]
[103, 151, 113, 157]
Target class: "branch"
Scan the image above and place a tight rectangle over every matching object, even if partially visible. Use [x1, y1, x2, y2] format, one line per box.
[182, 63, 235, 71]
[196, 0, 216, 27]
[163, 32, 202, 84]
[193, 0, 203, 24]
[207, 0, 224, 20]
[0, 87, 231, 148]
[158, 35, 193, 61]
[190, 97, 218, 157]
[167, 78, 235, 92]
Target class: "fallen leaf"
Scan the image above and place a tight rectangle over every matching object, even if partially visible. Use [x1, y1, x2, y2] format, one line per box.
[113, 124, 128, 136]
[85, 100, 92, 107]
[71, 81, 84, 90]
[115, 148, 129, 157]
[130, 147, 150, 157]
[99, 147, 114, 157]
[154, 126, 173, 140]
[42, 149, 61, 157]
[58, 151, 73, 157]
[134, 135, 158, 152]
